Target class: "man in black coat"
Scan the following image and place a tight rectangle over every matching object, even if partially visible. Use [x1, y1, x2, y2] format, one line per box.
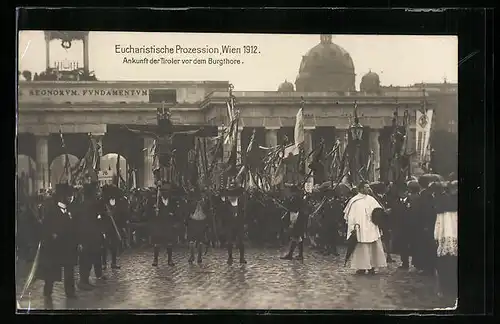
[185, 189, 210, 264]
[220, 183, 246, 265]
[77, 182, 106, 290]
[321, 191, 343, 256]
[101, 185, 125, 269]
[37, 183, 80, 300]
[280, 186, 308, 261]
[151, 183, 180, 266]
[412, 180, 439, 274]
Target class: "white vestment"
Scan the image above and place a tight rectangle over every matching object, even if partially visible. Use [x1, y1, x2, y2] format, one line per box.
[344, 193, 383, 243]
[434, 211, 458, 257]
[344, 193, 387, 270]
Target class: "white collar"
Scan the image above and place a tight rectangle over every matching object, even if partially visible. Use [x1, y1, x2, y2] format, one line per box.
[57, 202, 67, 209]
[229, 198, 238, 207]
[162, 198, 169, 205]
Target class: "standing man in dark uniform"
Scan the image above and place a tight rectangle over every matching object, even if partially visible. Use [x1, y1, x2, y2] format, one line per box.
[321, 189, 343, 256]
[412, 178, 439, 275]
[185, 188, 209, 264]
[77, 182, 106, 290]
[101, 185, 124, 270]
[280, 185, 308, 261]
[221, 183, 246, 265]
[151, 183, 180, 267]
[37, 183, 79, 300]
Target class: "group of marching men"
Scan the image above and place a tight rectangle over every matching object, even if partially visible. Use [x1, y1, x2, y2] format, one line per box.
[27, 173, 457, 301]
[33, 180, 254, 301]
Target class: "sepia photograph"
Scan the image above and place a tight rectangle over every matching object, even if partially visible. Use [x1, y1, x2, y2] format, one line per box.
[16, 31, 458, 311]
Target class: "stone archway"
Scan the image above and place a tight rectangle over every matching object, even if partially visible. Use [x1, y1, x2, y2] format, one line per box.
[17, 154, 36, 196]
[100, 153, 129, 186]
[50, 154, 79, 187]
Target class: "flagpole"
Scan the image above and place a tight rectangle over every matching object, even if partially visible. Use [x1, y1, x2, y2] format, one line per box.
[116, 153, 121, 188]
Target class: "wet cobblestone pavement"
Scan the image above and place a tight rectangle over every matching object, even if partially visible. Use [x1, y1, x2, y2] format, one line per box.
[16, 246, 455, 311]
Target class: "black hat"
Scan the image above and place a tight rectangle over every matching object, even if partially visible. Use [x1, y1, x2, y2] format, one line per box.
[450, 180, 458, 189]
[334, 183, 351, 197]
[407, 180, 421, 193]
[419, 174, 443, 189]
[369, 181, 387, 196]
[428, 181, 445, 194]
[54, 183, 73, 198]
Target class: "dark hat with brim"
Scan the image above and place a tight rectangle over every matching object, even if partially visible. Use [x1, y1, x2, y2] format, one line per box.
[419, 174, 444, 189]
[450, 180, 458, 189]
[407, 180, 421, 193]
[334, 183, 351, 197]
[369, 182, 387, 196]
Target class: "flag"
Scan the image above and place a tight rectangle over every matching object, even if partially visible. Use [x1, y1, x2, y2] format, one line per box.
[225, 140, 238, 176]
[58, 130, 71, 184]
[227, 101, 234, 122]
[421, 109, 434, 162]
[308, 139, 325, 172]
[70, 135, 99, 185]
[244, 129, 262, 172]
[152, 139, 161, 172]
[294, 107, 304, 147]
[271, 159, 285, 186]
[283, 143, 300, 159]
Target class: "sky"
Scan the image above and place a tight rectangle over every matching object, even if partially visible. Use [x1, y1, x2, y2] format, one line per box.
[18, 31, 458, 91]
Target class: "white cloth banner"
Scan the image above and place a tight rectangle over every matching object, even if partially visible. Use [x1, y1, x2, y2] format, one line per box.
[416, 109, 434, 162]
[294, 107, 304, 146]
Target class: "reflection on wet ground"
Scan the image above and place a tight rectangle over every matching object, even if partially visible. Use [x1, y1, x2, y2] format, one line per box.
[16, 247, 455, 310]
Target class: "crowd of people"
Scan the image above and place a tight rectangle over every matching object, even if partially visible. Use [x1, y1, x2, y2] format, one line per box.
[16, 174, 458, 305]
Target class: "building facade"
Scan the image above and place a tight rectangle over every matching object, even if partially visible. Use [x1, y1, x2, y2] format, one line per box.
[18, 34, 459, 194]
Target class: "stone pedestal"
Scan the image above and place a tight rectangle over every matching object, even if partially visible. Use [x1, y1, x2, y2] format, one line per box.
[35, 134, 49, 191]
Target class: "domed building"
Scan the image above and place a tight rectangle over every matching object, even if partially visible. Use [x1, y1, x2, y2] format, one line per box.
[360, 70, 382, 94]
[277, 80, 295, 92]
[18, 32, 447, 196]
[295, 35, 356, 92]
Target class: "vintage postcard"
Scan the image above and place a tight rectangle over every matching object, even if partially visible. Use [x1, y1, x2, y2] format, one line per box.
[16, 31, 458, 310]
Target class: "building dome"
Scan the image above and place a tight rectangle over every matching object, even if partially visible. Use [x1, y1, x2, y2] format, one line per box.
[277, 80, 295, 92]
[360, 70, 381, 94]
[295, 35, 356, 92]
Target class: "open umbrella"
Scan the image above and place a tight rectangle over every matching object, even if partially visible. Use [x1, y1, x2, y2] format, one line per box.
[344, 224, 360, 266]
[371, 207, 388, 229]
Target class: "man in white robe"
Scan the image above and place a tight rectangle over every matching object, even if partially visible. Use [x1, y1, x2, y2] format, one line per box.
[344, 182, 387, 274]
